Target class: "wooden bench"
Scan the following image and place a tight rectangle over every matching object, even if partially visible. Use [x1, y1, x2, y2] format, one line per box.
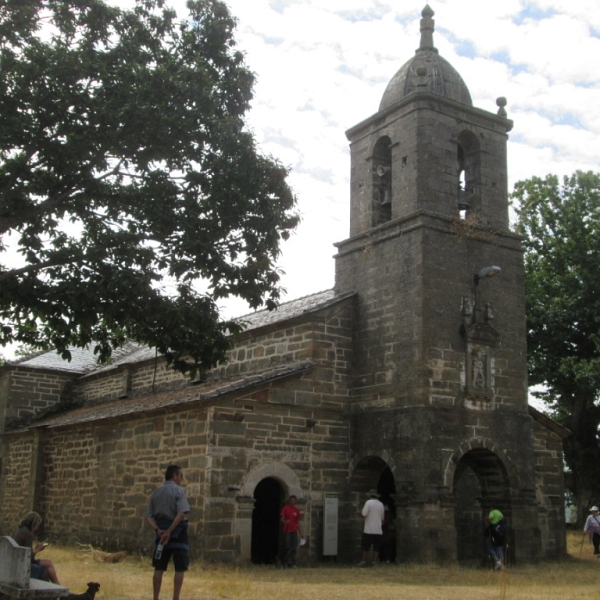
[0, 536, 69, 599]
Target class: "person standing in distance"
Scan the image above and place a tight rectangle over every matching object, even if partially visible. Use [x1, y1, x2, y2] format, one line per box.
[484, 508, 507, 570]
[280, 495, 302, 568]
[146, 465, 190, 600]
[358, 489, 384, 566]
[583, 505, 600, 557]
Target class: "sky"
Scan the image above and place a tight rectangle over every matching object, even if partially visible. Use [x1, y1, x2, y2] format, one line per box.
[2, 0, 600, 359]
[207, 0, 600, 318]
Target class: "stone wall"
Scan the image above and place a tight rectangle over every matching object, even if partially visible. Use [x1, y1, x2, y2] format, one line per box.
[335, 213, 527, 414]
[33, 409, 209, 552]
[72, 297, 353, 405]
[0, 374, 351, 562]
[531, 415, 567, 558]
[0, 300, 354, 563]
[0, 369, 74, 429]
[0, 434, 35, 534]
[203, 386, 350, 562]
[349, 404, 540, 563]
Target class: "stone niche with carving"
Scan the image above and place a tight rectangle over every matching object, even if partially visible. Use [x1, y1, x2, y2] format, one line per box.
[460, 296, 499, 399]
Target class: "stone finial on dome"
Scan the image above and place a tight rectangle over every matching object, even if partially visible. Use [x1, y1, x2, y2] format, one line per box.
[496, 96, 507, 117]
[379, 4, 473, 110]
[418, 4, 437, 53]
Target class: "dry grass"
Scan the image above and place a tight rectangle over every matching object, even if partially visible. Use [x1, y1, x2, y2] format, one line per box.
[47, 531, 600, 600]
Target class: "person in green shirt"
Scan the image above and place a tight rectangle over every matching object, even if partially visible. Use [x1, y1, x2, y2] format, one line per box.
[484, 508, 506, 570]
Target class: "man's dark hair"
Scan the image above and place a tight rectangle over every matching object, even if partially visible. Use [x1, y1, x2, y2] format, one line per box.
[288, 495, 297, 501]
[165, 465, 182, 481]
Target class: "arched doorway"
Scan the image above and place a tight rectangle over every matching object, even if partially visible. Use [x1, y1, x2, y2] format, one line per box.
[453, 448, 512, 566]
[344, 456, 397, 562]
[251, 477, 284, 564]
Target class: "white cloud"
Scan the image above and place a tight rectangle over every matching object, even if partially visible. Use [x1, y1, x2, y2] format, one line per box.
[216, 0, 600, 314]
[4, 0, 600, 328]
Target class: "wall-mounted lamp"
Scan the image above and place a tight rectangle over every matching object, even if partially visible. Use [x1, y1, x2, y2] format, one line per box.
[474, 265, 501, 286]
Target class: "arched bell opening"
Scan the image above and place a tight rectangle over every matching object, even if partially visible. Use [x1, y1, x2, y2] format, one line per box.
[453, 448, 512, 567]
[456, 130, 481, 218]
[371, 136, 392, 227]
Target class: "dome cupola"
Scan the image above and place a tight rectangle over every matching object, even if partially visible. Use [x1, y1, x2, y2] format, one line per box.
[379, 5, 472, 111]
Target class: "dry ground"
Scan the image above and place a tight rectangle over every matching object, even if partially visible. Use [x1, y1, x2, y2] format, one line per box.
[48, 530, 599, 600]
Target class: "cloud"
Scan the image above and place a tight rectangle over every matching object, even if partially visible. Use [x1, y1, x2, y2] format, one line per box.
[216, 0, 600, 313]
[4, 0, 599, 325]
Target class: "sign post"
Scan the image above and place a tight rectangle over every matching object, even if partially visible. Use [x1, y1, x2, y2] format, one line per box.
[323, 493, 339, 556]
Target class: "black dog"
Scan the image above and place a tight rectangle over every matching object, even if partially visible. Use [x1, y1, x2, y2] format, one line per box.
[65, 582, 100, 600]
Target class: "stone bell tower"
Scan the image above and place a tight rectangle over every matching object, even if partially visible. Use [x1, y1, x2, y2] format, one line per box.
[335, 5, 542, 563]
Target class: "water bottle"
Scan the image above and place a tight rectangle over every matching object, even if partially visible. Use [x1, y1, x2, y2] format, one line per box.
[155, 543, 164, 560]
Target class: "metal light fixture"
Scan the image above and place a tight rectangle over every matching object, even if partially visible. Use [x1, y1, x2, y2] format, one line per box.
[474, 265, 501, 286]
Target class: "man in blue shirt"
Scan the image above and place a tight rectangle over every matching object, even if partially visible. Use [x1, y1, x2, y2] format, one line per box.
[146, 465, 190, 600]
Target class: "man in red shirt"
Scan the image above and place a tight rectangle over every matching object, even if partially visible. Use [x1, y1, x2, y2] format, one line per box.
[280, 495, 302, 568]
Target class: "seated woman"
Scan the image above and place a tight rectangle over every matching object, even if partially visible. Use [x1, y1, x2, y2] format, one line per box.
[12, 512, 61, 584]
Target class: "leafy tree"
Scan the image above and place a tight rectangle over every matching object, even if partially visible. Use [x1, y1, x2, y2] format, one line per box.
[0, 0, 298, 375]
[514, 170, 600, 521]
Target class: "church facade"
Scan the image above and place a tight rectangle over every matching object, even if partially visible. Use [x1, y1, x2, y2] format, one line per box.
[0, 6, 567, 565]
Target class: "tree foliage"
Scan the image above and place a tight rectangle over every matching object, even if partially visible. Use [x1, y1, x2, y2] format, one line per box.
[0, 0, 298, 374]
[514, 170, 600, 518]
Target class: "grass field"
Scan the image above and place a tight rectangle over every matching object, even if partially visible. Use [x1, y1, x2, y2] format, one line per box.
[47, 530, 599, 600]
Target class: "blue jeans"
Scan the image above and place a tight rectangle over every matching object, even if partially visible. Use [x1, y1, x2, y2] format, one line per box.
[485, 536, 504, 562]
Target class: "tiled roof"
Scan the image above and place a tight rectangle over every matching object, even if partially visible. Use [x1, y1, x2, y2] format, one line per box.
[235, 289, 337, 330]
[9, 342, 147, 374]
[23, 361, 315, 430]
[7, 289, 341, 376]
[528, 405, 571, 438]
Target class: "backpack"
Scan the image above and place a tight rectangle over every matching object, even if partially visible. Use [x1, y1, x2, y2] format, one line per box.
[490, 518, 506, 547]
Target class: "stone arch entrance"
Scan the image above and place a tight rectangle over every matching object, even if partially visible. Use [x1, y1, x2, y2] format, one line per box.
[251, 477, 284, 564]
[236, 462, 304, 563]
[344, 455, 397, 562]
[453, 448, 512, 566]
[349, 454, 397, 497]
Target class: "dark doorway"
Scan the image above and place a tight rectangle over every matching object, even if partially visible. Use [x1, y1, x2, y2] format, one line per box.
[378, 465, 397, 506]
[251, 477, 284, 564]
[454, 449, 512, 566]
[343, 457, 397, 563]
[378, 466, 397, 564]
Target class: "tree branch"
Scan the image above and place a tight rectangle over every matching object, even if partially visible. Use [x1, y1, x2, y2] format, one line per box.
[0, 259, 67, 282]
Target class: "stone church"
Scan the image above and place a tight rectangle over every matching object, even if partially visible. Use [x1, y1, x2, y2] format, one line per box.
[0, 6, 567, 565]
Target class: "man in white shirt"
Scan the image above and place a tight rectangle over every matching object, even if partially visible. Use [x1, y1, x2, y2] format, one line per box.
[358, 489, 385, 566]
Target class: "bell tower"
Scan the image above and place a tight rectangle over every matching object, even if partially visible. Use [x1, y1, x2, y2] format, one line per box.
[336, 5, 541, 564]
[346, 5, 509, 237]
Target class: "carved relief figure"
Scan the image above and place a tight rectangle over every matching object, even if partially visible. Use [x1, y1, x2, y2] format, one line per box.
[472, 351, 486, 390]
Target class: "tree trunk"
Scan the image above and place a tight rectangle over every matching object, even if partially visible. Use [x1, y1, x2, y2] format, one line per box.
[563, 398, 600, 527]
